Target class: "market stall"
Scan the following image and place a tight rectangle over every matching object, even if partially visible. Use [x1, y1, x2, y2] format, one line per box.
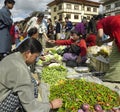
[34, 46, 120, 112]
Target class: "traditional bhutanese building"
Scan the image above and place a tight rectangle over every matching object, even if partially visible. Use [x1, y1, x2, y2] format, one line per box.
[47, 0, 100, 23]
[102, 0, 120, 16]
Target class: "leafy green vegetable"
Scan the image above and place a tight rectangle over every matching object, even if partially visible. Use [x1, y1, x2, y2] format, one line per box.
[50, 79, 120, 112]
[41, 65, 67, 86]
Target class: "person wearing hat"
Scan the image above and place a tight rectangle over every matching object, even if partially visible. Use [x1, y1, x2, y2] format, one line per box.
[0, 0, 15, 61]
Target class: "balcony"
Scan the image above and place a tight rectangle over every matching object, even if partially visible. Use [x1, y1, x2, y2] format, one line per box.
[103, 7, 120, 13]
[57, 8, 83, 14]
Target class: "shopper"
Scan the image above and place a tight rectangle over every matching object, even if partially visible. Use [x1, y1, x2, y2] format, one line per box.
[24, 13, 48, 49]
[64, 17, 73, 39]
[55, 18, 63, 40]
[0, 0, 15, 60]
[47, 18, 54, 40]
[0, 38, 62, 112]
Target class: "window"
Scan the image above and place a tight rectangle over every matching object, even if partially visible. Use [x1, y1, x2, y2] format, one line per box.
[54, 7, 57, 12]
[66, 14, 71, 19]
[115, 2, 120, 8]
[59, 5, 62, 10]
[106, 5, 111, 10]
[66, 4, 71, 9]
[54, 16, 57, 20]
[93, 7, 97, 12]
[74, 15, 79, 19]
[87, 16, 90, 20]
[87, 7, 91, 11]
[74, 5, 79, 10]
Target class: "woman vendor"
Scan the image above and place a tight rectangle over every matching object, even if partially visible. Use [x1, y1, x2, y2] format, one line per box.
[48, 29, 87, 67]
[95, 14, 120, 82]
[0, 38, 62, 112]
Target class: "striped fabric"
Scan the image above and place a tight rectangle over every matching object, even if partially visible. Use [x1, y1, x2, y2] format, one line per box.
[103, 42, 120, 82]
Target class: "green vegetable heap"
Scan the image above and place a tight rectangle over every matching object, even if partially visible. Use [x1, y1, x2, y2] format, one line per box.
[50, 79, 120, 112]
[41, 65, 67, 86]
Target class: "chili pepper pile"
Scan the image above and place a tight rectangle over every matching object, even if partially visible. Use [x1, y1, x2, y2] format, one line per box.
[50, 79, 120, 112]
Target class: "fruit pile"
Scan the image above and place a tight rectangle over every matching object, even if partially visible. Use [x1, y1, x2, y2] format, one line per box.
[50, 79, 120, 112]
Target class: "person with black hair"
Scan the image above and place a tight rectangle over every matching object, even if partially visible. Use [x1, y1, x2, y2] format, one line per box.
[16, 27, 39, 48]
[27, 27, 39, 38]
[96, 14, 120, 82]
[0, 38, 62, 112]
[48, 29, 87, 67]
[64, 17, 73, 39]
[0, 0, 15, 60]
[24, 12, 48, 49]
[55, 18, 63, 40]
[47, 18, 54, 40]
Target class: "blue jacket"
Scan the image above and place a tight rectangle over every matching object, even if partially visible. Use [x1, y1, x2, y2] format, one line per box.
[0, 6, 13, 53]
[65, 21, 73, 32]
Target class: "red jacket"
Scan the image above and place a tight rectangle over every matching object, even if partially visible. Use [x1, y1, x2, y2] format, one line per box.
[96, 15, 120, 51]
[55, 38, 87, 57]
[85, 33, 96, 47]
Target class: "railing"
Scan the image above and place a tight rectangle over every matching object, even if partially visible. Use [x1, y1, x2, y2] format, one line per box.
[103, 7, 120, 13]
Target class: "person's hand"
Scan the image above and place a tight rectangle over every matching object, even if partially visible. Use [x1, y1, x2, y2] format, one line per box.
[76, 56, 81, 63]
[47, 40, 56, 44]
[45, 37, 49, 41]
[40, 56, 45, 61]
[50, 98, 62, 109]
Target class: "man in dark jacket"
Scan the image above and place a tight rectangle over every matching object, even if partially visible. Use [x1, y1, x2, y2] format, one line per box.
[0, 0, 15, 60]
[55, 18, 62, 40]
[65, 17, 73, 39]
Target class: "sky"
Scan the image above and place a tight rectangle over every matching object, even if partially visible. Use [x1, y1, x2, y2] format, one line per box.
[0, 0, 100, 21]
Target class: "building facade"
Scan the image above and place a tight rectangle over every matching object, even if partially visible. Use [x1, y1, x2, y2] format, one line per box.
[47, 0, 100, 23]
[102, 0, 120, 16]
[44, 7, 51, 21]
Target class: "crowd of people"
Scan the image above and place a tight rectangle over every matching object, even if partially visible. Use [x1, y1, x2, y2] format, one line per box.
[0, 0, 120, 111]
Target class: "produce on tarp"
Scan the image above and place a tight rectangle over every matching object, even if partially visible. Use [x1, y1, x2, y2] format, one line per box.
[41, 65, 67, 86]
[48, 46, 66, 55]
[50, 79, 120, 112]
[87, 45, 112, 57]
[37, 53, 62, 66]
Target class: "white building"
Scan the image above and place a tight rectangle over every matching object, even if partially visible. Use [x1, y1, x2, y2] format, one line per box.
[102, 0, 120, 16]
[44, 7, 51, 20]
[47, 0, 100, 23]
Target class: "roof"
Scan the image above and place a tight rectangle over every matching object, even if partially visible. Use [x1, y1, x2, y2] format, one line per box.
[47, 0, 100, 7]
